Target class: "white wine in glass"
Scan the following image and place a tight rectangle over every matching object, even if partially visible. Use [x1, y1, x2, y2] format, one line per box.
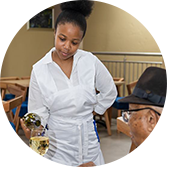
[29, 128, 49, 156]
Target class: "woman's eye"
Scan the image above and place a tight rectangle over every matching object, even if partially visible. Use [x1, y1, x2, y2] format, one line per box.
[72, 42, 78, 45]
[59, 37, 65, 41]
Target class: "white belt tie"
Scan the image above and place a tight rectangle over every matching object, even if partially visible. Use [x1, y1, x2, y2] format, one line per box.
[78, 120, 88, 165]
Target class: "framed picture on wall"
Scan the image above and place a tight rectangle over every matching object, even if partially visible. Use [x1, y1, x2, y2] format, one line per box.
[27, 8, 54, 30]
[146, 2, 165, 19]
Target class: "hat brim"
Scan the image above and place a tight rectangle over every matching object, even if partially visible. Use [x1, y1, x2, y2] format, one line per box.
[119, 94, 164, 107]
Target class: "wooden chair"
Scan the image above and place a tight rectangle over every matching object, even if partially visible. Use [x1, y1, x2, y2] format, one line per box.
[93, 110, 112, 136]
[0, 82, 8, 99]
[20, 77, 30, 97]
[116, 80, 138, 151]
[20, 76, 30, 80]
[94, 77, 126, 135]
[7, 83, 27, 101]
[112, 77, 129, 118]
[126, 80, 138, 95]
[0, 82, 18, 102]
[113, 77, 124, 97]
[105, 78, 126, 126]
[93, 90, 112, 136]
[7, 85, 27, 142]
[0, 96, 23, 157]
[0, 76, 20, 81]
[0, 77, 21, 100]
[0, 82, 27, 142]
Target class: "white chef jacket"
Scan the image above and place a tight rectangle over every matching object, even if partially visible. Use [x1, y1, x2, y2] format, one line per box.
[28, 47, 117, 166]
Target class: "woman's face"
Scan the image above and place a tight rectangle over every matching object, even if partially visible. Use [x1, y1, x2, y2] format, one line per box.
[54, 23, 83, 61]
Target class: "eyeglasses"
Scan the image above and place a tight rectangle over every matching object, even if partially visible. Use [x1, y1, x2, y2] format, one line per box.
[122, 107, 161, 123]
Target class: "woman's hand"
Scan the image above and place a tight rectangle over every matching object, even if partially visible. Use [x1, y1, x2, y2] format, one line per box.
[20, 118, 31, 139]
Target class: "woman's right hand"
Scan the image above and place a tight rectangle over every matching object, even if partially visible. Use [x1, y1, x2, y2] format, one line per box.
[20, 118, 31, 139]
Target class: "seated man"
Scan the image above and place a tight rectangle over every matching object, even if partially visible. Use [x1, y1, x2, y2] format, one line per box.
[80, 67, 167, 167]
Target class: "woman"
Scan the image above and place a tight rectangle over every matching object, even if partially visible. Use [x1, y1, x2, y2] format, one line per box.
[21, 0, 117, 166]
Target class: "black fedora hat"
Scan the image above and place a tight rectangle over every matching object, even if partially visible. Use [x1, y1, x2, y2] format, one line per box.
[119, 67, 167, 107]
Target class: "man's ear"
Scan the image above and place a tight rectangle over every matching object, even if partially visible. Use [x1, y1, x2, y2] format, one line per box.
[147, 110, 158, 132]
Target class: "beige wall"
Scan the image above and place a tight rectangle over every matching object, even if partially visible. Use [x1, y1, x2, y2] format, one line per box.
[0, 0, 164, 76]
[163, 1, 167, 69]
[0, 0, 54, 76]
[53, 4, 61, 26]
[83, 2, 160, 52]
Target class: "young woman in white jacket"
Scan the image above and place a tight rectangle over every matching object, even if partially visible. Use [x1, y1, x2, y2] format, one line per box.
[21, 0, 117, 166]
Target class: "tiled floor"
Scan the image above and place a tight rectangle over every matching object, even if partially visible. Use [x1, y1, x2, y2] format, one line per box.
[18, 119, 131, 165]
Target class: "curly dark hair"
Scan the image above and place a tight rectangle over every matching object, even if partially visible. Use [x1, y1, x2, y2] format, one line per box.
[55, 0, 94, 38]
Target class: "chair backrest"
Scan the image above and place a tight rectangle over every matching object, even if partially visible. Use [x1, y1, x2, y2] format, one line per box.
[113, 77, 124, 97]
[10, 96, 23, 110]
[2, 101, 9, 112]
[0, 82, 27, 105]
[0, 76, 20, 81]
[20, 76, 30, 80]
[113, 77, 124, 82]
[1, 83, 27, 133]
[3, 95, 23, 132]
[7, 84, 27, 102]
[0, 76, 20, 100]
[126, 80, 138, 95]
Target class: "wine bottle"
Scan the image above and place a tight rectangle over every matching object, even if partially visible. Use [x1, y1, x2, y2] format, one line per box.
[23, 113, 41, 130]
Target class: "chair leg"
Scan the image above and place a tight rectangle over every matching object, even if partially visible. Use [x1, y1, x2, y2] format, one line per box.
[13, 133, 23, 156]
[117, 109, 121, 117]
[0, 131, 8, 157]
[117, 110, 122, 133]
[15, 117, 20, 134]
[107, 107, 112, 126]
[104, 111, 112, 136]
[129, 141, 137, 152]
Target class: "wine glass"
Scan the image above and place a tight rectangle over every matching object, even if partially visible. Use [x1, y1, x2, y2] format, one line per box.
[29, 127, 49, 156]
[22, 113, 41, 130]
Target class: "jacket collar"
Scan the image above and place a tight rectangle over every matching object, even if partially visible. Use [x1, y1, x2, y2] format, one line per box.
[42, 47, 83, 66]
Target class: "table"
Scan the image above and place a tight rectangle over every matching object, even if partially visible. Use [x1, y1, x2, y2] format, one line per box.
[117, 116, 137, 152]
[0, 155, 56, 167]
[0, 79, 30, 88]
